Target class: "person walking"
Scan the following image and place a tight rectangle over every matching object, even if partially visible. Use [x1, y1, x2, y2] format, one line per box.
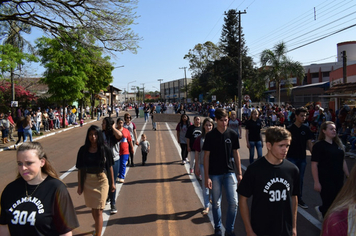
[238, 126, 299, 236]
[138, 134, 150, 166]
[143, 104, 150, 122]
[23, 115, 33, 143]
[123, 113, 139, 166]
[186, 116, 202, 174]
[35, 108, 42, 134]
[14, 117, 25, 149]
[76, 125, 115, 236]
[286, 107, 313, 209]
[150, 106, 157, 131]
[116, 118, 134, 183]
[0, 142, 79, 235]
[0, 113, 10, 144]
[102, 117, 122, 214]
[193, 117, 214, 216]
[228, 111, 242, 139]
[311, 121, 350, 221]
[203, 108, 242, 236]
[245, 109, 263, 164]
[7, 111, 16, 141]
[176, 114, 191, 165]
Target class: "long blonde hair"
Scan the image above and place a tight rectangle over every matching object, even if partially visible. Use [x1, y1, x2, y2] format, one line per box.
[17, 142, 60, 180]
[318, 121, 344, 151]
[321, 163, 356, 235]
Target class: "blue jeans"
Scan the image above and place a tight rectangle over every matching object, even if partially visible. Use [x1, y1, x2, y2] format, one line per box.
[200, 164, 210, 209]
[23, 129, 33, 142]
[97, 112, 101, 121]
[36, 121, 41, 133]
[144, 112, 149, 122]
[210, 172, 238, 233]
[118, 154, 129, 179]
[248, 141, 263, 164]
[110, 159, 120, 205]
[287, 157, 306, 199]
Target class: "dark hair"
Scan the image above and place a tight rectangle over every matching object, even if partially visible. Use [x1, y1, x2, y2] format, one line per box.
[215, 108, 228, 120]
[265, 126, 291, 145]
[17, 142, 59, 180]
[116, 117, 124, 124]
[84, 125, 106, 164]
[103, 117, 117, 146]
[295, 107, 308, 116]
[179, 114, 190, 128]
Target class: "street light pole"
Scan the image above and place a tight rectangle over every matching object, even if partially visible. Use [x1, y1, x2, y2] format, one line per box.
[157, 79, 163, 102]
[179, 67, 187, 103]
[127, 80, 136, 104]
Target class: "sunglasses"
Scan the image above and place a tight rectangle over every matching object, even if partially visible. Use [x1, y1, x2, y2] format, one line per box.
[126, 117, 131, 119]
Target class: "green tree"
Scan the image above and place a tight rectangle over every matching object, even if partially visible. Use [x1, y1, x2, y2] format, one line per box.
[260, 42, 305, 105]
[0, 0, 140, 53]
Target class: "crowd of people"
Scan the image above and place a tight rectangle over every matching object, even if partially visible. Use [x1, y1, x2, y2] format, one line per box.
[0, 101, 355, 236]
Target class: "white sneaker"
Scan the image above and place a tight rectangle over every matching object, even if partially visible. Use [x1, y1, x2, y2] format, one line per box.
[315, 206, 323, 221]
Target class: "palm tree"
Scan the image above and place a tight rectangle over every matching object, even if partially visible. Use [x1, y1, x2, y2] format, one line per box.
[260, 42, 305, 105]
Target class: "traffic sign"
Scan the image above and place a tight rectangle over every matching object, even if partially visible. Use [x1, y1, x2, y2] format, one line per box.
[244, 95, 250, 101]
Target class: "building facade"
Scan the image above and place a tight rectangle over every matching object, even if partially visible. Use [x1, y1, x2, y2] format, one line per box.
[160, 78, 192, 103]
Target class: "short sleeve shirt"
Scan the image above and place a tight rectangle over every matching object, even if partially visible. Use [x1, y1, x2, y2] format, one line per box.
[238, 157, 299, 236]
[185, 125, 202, 150]
[202, 128, 239, 175]
[245, 119, 262, 141]
[0, 176, 79, 235]
[286, 123, 313, 159]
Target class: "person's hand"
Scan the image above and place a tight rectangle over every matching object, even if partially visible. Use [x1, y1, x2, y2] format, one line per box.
[111, 184, 116, 192]
[246, 231, 257, 236]
[77, 187, 82, 195]
[187, 147, 191, 152]
[206, 178, 212, 189]
[314, 182, 322, 192]
[195, 166, 200, 176]
[292, 227, 297, 236]
[247, 142, 250, 149]
[236, 173, 243, 184]
[135, 140, 139, 146]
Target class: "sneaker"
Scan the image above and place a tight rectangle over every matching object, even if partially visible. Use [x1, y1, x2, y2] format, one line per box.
[185, 158, 189, 163]
[110, 205, 117, 214]
[119, 179, 125, 183]
[315, 206, 323, 221]
[181, 160, 186, 165]
[214, 228, 222, 236]
[190, 169, 194, 175]
[298, 199, 308, 209]
[106, 199, 110, 205]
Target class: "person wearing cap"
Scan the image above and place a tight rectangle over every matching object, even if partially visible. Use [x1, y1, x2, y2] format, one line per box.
[0, 113, 10, 144]
[7, 111, 16, 141]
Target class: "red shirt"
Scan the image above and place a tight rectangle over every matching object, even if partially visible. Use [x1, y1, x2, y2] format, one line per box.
[7, 115, 15, 125]
[322, 209, 348, 236]
[119, 128, 132, 155]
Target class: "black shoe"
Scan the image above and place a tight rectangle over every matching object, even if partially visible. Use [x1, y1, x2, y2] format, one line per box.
[130, 163, 135, 167]
[142, 162, 145, 166]
[110, 205, 117, 214]
[298, 199, 308, 209]
[214, 228, 222, 236]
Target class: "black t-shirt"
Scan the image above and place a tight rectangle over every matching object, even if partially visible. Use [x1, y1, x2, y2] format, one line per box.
[238, 157, 300, 236]
[311, 140, 345, 182]
[286, 123, 313, 159]
[0, 176, 79, 235]
[245, 119, 262, 141]
[202, 128, 239, 175]
[76, 145, 114, 173]
[185, 125, 202, 150]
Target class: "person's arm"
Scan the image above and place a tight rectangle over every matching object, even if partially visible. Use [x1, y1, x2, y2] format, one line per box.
[307, 139, 313, 152]
[186, 138, 191, 152]
[259, 133, 264, 148]
[109, 166, 115, 192]
[195, 150, 200, 176]
[239, 195, 256, 236]
[176, 130, 180, 143]
[245, 128, 250, 149]
[291, 195, 298, 236]
[203, 150, 212, 189]
[239, 124, 242, 139]
[112, 123, 122, 140]
[129, 138, 134, 153]
[343, 160, 349, 178]
[133, 127, 139, 145]
[311, 161, 321, 192]
[0, 225, 10, 236]
[147, 142, 150, 153]
[77, 169, 82, 195]
[232, 149, 242, 183]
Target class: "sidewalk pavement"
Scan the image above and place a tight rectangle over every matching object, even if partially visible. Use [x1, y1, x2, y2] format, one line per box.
[0, 119, 98, 152]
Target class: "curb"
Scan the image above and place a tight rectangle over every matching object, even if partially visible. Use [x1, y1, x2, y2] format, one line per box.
[0, 119, 97, 152]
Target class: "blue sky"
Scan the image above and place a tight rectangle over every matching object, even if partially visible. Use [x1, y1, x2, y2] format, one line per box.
[27, 0, 356, 93]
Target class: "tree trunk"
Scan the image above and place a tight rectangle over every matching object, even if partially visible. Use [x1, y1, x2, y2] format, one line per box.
[62, 100, 66, 128]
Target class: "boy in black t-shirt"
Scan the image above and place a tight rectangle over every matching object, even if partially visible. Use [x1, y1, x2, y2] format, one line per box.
[203, 108, 242, 236]
[238, 126, 299, 236]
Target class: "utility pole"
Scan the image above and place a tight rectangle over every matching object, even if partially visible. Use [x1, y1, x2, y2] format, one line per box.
[342, 51, 347, 83]
[158, 79, 163, 102]
[141, 83, 145, 103]
[237, 10, 246, 121]
[179, 67, 187, 103]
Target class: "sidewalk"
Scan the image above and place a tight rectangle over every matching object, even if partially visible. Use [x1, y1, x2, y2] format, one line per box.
[0, 118, 98, 152]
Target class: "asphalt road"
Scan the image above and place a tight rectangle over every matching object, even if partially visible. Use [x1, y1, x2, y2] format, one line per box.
[0, 111, 354, 236]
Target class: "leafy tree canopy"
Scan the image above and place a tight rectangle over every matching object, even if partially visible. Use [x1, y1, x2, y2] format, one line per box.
[0, 0, 140, 53]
